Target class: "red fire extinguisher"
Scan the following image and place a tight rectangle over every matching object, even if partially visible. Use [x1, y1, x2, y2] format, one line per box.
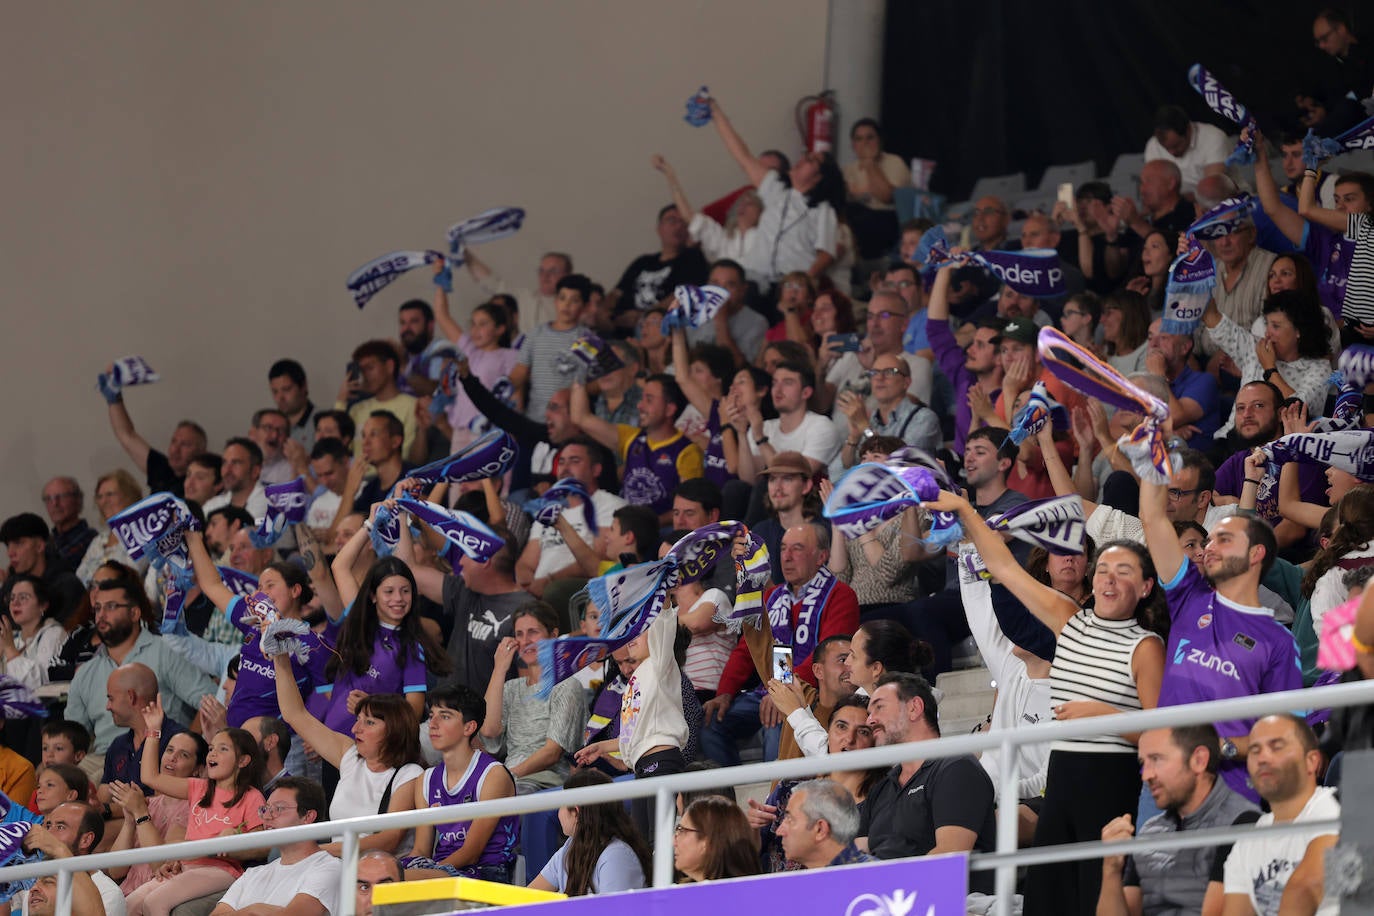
[795, 90, 837, 154]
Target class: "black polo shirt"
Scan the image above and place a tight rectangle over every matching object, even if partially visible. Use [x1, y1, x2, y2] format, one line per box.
[859, 754, 997, 893]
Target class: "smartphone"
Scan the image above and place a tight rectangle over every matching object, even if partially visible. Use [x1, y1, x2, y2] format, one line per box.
[828, 332, 862, 353]
[1057, 182, 1075, 209]
[772, 646, 794, 684]
[346, 361, 362, 384]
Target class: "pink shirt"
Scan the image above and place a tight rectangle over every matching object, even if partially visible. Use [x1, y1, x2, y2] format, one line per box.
[446, 332, 519, 446]
[183, 776, 266, 875]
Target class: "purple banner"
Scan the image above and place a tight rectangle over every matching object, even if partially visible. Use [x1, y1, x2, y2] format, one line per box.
[480, 854, 969, 916]
[570, 330, 624, 381]
[0, 676, 46, 720]
[1187, 63, 1257, 165]
[445, 206, 525, 256]
[824, 463, 941, 539]
[985, 494, 1087, 554]
[396, 497, 506, 562]
[1339, 345, 1374, 390]
[108, 493, 196, 582]
[251, 476, 310, 548]
[345, 250, 441, 309]
[970, 248, 1065, 298]
[408, 429, 519, 489]
[1264, 430, 1374, 481]
[0, 820, 37, 903]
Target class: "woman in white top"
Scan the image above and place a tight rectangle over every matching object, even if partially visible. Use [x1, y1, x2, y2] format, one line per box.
[653, 154, 761, 263]
[843, 118, 911, 261]
[75, 470, 148, 586]
[1101, 290, 1150, 376]
[0, 576, 65, 688]
[272, 653, 422, 855]
[706, 94, 845, 291]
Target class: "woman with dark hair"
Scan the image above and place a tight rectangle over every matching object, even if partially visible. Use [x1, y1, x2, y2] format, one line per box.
[842, 619, 935, 694]
[327, 525, 452, 729]
[1201, 288, 1335, 430]
[432, 265, 519, 451]
[706, 94, 844, 292]
[0, 575, 64, 688]
[1304, 484, 1374, 636]
[1056, 291, 1101, 350]
[108, 730, 207, 895]
[674, 795, 760, 883]
[844, 118, 912, 262]
[802, 288, 858, 385]
[529, 769, 651, 895]
[926, 491, 1165, 916]
[1265, 252, 1339, 354]
[1025, 535, 1098, 608]
[1125, 228, 1178, 314]
[1100, 290, 1151, 375]
[482, 602, 587, 793]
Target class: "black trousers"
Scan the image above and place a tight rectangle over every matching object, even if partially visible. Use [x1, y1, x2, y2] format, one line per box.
[630, 746, 688, 848]
[1023, 749, 1142, 916]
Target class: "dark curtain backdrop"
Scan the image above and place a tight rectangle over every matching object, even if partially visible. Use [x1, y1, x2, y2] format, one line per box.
[880, 0, 1364, 201]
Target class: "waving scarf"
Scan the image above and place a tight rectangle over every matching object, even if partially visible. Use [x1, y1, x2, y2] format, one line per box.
[1187, 196, 1257, 240]
[568, 331, 624, 381]
[684, 86, 712, 126]
[535, 522, 742, 697]
[346, 250, 442, 309]
[219, 566, 261, 601]
[527, 478, 597, 533]
[1037, 327, 1173, 483]
[96, 355, 161, 404]
[249, 476, 310, 548]
[823, 462, 963, 548]
[108, 493, 198, 591]
[0, 677, 46, 721]
[445, 206, 526, 258]
[662, 284, 729, 334]
[1313, 346, 1374, 432]
[714, 528, 772, 631]
[408, 429, 519, 489]
[1303, 112, 1374, 168]
[1162, 242, 1216, 336]
[1187, 64, 1258, 165]
[922, 235, 1065, 298]
[984, 495, 1087, 555]
[237, 590, 318, 664]
[1007, 381, 1066, 445]
[1263, 430, 1374, 481]
[0, 820, 39, 903]
[395, 497, 506, 563]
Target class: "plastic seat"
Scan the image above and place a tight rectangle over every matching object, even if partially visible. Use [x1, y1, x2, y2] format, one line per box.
[946, 171, 1027, 222]
[1105, 151, 1146, 197]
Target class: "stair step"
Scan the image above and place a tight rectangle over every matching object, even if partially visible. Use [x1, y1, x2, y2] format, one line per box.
[936, 666, 994, 694]
[939, 691, 995, 721]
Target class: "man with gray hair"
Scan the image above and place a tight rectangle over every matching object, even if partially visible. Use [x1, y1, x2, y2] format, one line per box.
[777, 778, 876, 869]
[41, 476, 95, 572]
[592, 339, 642, 428]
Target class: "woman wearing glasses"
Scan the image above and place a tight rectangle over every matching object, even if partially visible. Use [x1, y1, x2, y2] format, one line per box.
[0, 576, 66, 688]
[673, 795, 760, 883]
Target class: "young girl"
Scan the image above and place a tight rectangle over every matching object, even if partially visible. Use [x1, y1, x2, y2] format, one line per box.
[670, 577, 734, 704]
[30, 764, 89, 817]
[324, 533, 450, 731]
[530, 769, 650, 895]
[107, 731, 206, 895]
[127, 695, 265, 916]
[431, 282, 519, 452]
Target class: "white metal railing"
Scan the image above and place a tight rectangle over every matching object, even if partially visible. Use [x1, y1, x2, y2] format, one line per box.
[4, 679, 1371, 916]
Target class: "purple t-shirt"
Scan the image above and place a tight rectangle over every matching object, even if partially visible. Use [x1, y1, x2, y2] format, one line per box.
[1214, 452, 1327, 526]
[426, 750, 519, 869]
[1159, 563, 1301, 799]
[224, 595, 328, 728]
[1303, 221, 1354, 320]
[319, 622, 428, 733]
[1171, 366, 1219, 449]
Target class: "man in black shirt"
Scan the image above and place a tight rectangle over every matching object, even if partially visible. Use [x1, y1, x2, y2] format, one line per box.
[859, 671, 997, 893]
[104, 385, 207, 499]
[609, 204, 709, 331]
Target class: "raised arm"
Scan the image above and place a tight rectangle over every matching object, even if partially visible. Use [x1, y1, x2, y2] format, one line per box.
[1248, 129, 1305, 247]
[708, 98, 769, 188]
[1138, 476, 1185, 585]
[296, 524, 343, 621]
[186, 530, 235, 611]
[1297, 168, 1347, 234]
[670, 327, 715, 417]
[432, 262, 465, 345]
[107, 395, 153, 474]
[1037, 425, 1100, 516]
[332, 504, 383, 608]
[569, 381, 622, 453]
[652, 154, 697, 224]
[272, 653, 351, 767]
[922, 492, 1080, 635]
[139, 694, 191, 799]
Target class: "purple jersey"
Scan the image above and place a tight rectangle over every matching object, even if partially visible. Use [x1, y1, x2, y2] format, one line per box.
[621, 428, 696, 514]
[1303, 221, 1354, 320]
[703, 400, 730, 487]
[426, 750, 519, 869]
[1215, 452, 1328, 527]
[224, 595, 327, 728]
[319, 623, 428, 732]
[1159, 564, 1301, 798]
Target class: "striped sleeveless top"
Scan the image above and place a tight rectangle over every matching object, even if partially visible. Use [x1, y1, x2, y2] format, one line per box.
[1050, 609, 1160, 754]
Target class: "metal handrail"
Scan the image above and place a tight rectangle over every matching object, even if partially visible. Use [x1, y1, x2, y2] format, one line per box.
[7, 679, 1371, 916]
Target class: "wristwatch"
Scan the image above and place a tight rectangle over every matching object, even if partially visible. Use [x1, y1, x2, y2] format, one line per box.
[134, 815, 151, 826]
[1262, 367, 1279, 382]
[1220, 737, 1239, 760]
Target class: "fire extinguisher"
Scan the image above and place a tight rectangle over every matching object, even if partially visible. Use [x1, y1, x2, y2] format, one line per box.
[795, 90, 837, 154]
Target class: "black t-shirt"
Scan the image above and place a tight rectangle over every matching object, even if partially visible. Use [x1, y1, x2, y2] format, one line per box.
[613, 249, 709, 313]
[859, 755, 997, 894]
[146, 448, 185, 498]
[439, 576, 529, 693]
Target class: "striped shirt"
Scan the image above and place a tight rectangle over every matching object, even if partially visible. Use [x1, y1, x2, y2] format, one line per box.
[1344, 212, 1374, 324]
[1050, 609, 1160, 754]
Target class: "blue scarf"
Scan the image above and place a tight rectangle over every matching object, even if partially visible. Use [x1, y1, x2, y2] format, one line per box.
[1187, 64, 1258, 166]
[1162, 241, 1216, 336]
[1007, 381, 1066, 445]
[96, 355, 161, 404]
[983, 495, 1087, 555]
[345, 250, 441, 309]
[445, 206, 525, 257]
[1303, 112, 1374, 169]
[107, 493, 198, 591]
[1187, 196, 1257, 240]
[528, 478, 597, 533]
[662, 284, 729, 334]
[395, 497, 505, 563]
[408, 429, 519, 488]
[249, 476, 310, 548]
[684, 87, 712, 126]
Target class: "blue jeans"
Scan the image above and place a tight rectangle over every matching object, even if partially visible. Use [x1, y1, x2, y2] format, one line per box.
[700, 691, 781, 767]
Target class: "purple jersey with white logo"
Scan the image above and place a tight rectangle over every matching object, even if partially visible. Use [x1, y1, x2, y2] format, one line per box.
[426, 751, 519, 869]
[319, 623, 428, 733]
[225, 595, 328, 727]
[1303, 222, 1354, 319]
[621, 427, 697, 515]
[1159, 564, 1301, 798]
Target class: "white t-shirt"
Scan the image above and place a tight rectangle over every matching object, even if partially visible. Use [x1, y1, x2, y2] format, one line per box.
[530, 489, 627, 578]
[678, 588, 735, 694]
[751, 411, 844, 467]
[741, 171, 838, 287]
[218, 849, 342, 913]
[306, 489, 342, 530]
[1144, 122, 1231, 196]
[203, 483, 269, 522]
[1223, 786, 1340, 916]
[331, 746, 424, 841]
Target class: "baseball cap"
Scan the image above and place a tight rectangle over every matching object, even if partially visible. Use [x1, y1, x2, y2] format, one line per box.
[1000, 321, 1039, 346]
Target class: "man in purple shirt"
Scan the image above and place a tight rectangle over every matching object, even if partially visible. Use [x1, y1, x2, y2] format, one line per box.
[925, 262, 1007, 457]
[1140, 475, 1301, 801]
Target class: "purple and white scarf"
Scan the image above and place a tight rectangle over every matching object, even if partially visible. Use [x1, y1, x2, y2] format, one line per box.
[715, 529, 771, 630]
[108, 493, 198, 590]
[249, 476, 310, 548]
[345, 250, 442, 309]
[1162, 242, 1216, 336]
[0, 677, 45, 720]
[1187, 64, 1258, 166]
[568, 330, 624, 381]
[219, 566, 260, 601]
[984, 495, 1087, 555]
[0, 821, 39, 903]
[1263, 430, 1374, 481]
[395, 497, 505, 562]
[527, 478, 596, 533]
[239, 590, 316, 664]
[1187, 196, 1257, 240]
[1314, 346, 1374, 432]
[766, 566, 837, 666]
[662, 284, 729, 334]
[1037, 327, 1173, 484]
[408, 429, 519, 489]
[924, 237, 1066, 298]
[1303, 112, 1374, 168]
[824, 456, 962, 547]
[684, 87, 712, 126]
[446, 206, 526, 258]
[1007, 381, 1066, 445]
[96, 355, 161, 404]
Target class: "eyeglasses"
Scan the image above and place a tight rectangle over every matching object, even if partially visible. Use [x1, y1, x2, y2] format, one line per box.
[782, 281, 808, 291]
[259, 803, 298, 818]
[865, 367, 909, 379]
[884, 279, 916, 289]
[93, 602, 135, 614]
[42, 493, 78, 503]
[674, 824, 701, 836]
[866, 310, 905, 321]
[1166, 488, 1201, 501]
[972, 207, 1007, 218]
